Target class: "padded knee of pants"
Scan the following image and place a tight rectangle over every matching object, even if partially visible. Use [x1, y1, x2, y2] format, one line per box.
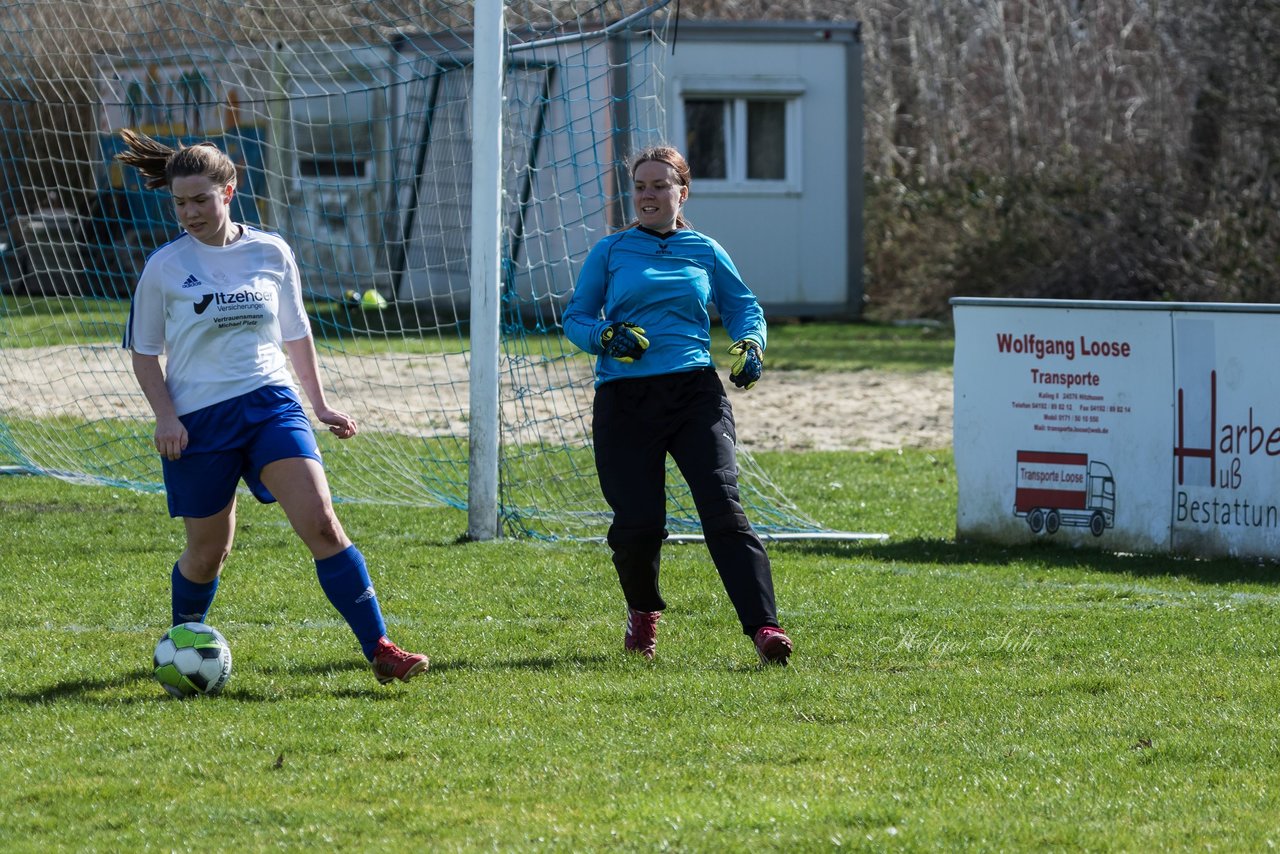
[699, 504, 753, 537]
[607, 524, 666, 553]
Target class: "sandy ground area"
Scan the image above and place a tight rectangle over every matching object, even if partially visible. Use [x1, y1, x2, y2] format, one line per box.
[0, 345, 953, 452]
[730, 367, 953, 452]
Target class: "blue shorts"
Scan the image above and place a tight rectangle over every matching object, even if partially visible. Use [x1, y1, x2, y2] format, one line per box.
[161, 385, 322, 519]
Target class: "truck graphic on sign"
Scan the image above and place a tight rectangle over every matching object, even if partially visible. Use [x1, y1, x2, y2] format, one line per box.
[1014, 450, 1116, 537]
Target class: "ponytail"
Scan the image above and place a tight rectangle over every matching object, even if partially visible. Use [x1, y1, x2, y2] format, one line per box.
[115, 128, 237, 191]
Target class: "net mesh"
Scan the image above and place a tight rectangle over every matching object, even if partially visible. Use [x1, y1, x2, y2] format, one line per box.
[0, 0, 825, 539]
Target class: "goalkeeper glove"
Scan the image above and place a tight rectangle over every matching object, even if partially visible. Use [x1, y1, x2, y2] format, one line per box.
[600, 321, 649, 362]
[727, 339, 764, 390]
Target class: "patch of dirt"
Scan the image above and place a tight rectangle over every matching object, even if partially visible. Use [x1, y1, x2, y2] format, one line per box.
[730, 368, 953, 452]
[0, 346, 953, 451]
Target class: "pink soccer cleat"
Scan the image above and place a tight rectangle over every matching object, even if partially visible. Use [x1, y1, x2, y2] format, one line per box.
[624, 608, 661, 660]
[753, 626, 793, 666]
[371, 637, 429, 684]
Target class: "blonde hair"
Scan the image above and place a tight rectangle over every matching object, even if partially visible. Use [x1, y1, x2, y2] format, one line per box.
[114, 128, 237, 191]
[627, 144, 692, 230]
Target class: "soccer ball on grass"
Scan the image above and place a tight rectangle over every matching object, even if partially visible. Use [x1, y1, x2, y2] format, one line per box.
[153, 622, 232, 699]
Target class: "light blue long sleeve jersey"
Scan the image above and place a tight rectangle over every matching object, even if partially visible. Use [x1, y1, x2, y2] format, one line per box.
[562, 226, 767, 388]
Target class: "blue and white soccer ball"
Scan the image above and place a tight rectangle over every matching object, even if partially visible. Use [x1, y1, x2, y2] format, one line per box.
[153, 622, 232, 699]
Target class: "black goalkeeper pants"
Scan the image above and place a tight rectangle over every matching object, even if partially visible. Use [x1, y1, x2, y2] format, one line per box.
[592, 367, 779, 636]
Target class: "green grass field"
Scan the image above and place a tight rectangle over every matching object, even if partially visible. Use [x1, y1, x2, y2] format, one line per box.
[3, 447, 1279, 850]
[2, 318, 1278, 849]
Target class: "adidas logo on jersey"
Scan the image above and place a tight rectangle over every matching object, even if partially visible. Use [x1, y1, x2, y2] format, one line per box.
[181, 274, 204, 289]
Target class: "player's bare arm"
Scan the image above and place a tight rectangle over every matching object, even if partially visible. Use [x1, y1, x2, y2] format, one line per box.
[283, 336, 357, 439]
[131, 351, 188, 460]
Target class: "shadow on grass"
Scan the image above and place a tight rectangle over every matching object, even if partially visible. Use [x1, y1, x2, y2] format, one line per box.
[773, 537, 1280, 586]
[254, 653, 614, 677]
[428, 653, 613, 674]
[3, 667, 158, 705]
[4, 660, 409, 704]
[3, 653, 620, 705]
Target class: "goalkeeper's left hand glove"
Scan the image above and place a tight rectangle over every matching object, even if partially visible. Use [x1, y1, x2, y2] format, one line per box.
[727, 339, 764, 390]
[600, 321, 650, 362]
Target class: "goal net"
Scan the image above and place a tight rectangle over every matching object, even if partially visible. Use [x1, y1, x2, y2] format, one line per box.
[0, 0, 827, 540]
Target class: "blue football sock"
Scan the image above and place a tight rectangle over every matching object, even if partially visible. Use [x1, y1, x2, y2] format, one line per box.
[171, 562, 219, 626]
[315, 545, 387, 659]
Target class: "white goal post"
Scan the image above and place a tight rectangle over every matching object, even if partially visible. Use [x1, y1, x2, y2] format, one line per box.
[468, 0, 504, 541]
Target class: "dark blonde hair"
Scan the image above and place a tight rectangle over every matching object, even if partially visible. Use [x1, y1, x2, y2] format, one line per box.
[114, 128, 237, 191]
[627, 144, 692, 230]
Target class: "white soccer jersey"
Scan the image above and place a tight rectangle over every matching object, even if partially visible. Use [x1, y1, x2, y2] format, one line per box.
[123, 226, 312, 416]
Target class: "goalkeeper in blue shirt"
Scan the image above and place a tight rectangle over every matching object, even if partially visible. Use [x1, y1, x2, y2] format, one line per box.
[563, 145, 793, 666]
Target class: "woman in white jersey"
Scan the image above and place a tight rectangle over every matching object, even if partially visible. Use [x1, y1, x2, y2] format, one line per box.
[119, 129, 427, 686]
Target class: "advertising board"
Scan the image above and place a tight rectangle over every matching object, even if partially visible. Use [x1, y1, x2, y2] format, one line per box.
[952, 298, 1280, 560]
